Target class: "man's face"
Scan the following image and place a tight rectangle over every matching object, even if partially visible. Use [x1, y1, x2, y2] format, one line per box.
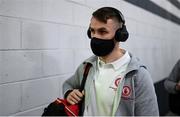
[89, 17, 118, 40]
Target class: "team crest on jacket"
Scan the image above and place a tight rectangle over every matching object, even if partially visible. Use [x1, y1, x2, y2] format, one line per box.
[122, 86, 131, 97]
[115, 77, 121, 87]
[109, 76, 122, 91]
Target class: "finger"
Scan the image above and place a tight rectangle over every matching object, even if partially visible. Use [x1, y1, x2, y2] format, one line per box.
[71, 93, 82, 102]
[67, 94, 78, 104]
[67, 98, 75, 105]
[69, 96, 79, 104]
[69, 92, 80, 103]
[66, 89, 83, 104]
[74, 89, 83, 98]
[67, 92, 76, 104]
[82, 90, 85, 95]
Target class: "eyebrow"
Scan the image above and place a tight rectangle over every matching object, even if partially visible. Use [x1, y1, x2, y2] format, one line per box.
[90, 27, 108, 32]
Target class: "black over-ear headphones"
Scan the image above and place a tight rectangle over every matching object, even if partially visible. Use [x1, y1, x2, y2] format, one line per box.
[87, 7, 129, 42]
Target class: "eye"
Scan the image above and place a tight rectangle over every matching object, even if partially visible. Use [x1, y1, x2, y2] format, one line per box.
[99, 30, 107, 35]
[90, 29, 95, 34]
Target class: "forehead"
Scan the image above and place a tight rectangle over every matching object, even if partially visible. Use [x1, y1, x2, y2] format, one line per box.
[90, 17, 117, 29]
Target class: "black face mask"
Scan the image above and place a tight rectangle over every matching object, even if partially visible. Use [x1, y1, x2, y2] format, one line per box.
[90, 37, 115, 56]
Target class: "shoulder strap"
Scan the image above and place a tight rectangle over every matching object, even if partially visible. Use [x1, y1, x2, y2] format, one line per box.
[79, 63, 92, 92]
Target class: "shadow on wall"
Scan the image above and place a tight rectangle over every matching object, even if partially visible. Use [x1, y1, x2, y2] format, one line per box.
[154, 79, 169, 116]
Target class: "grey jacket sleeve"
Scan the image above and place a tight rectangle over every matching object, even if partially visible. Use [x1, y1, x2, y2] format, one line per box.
[62, 63, 84, 97]
[135, 67, 159, 116]
[164, 59, 180, 94]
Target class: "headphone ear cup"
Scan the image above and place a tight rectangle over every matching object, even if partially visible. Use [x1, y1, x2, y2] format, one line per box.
[87, 28, 91, 38]
[115, 25, 129, 42]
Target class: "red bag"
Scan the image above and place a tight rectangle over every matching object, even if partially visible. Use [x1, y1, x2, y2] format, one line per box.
[55, 98, 79, 116]
[42, 63, 92, 116]
[42, 98, 80, 116]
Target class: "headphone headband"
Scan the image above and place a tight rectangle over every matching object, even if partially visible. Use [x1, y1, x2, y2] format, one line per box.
[107, 7, 125, 24]
[118, 11, 125, 24]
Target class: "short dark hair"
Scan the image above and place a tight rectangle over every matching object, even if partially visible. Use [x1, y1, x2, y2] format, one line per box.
[92, 7, 124, 24]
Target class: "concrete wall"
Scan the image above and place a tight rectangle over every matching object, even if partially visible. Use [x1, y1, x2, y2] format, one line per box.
[0, 0, 180, 115]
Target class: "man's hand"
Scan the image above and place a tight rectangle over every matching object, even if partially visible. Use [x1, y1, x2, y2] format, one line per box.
[66, 89, 84, 105]
[175, 81, 180, 91]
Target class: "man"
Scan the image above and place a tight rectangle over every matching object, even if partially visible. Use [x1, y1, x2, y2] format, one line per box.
[164, 59, 180, 115]
[63, 7, 159, 116]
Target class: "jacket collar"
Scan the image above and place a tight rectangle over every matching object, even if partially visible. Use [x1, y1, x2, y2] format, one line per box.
[84, 52, 146, 76]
